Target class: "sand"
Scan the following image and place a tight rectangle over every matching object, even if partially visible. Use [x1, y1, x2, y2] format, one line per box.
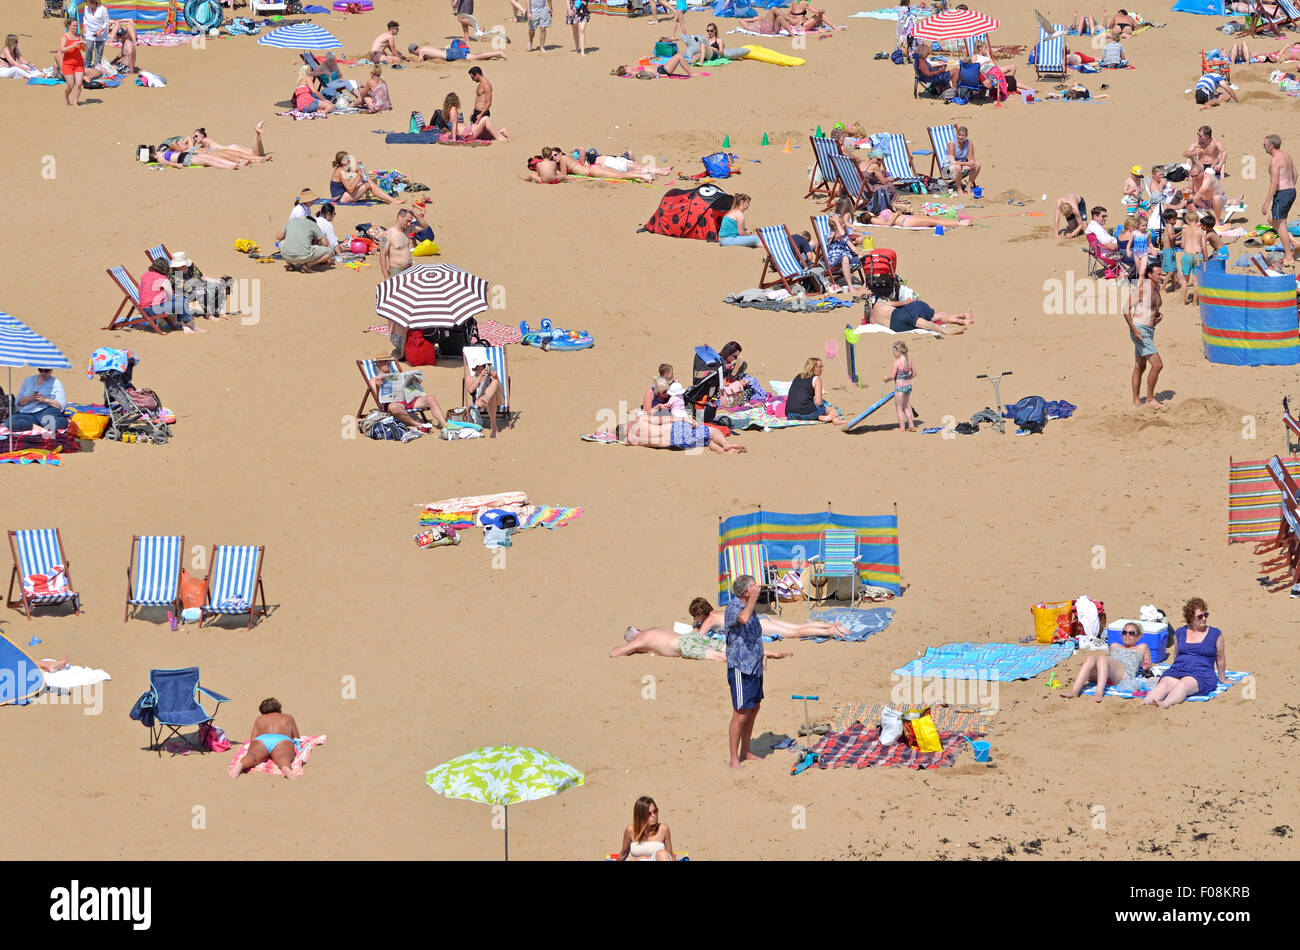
[1, 0, 1298, 861]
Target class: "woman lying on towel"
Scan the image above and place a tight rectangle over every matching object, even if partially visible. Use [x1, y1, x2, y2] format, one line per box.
[147, 142, 249, 170]
[860, 206, 972, 230]
[1060, 622, 1153, 702]
[443, 91, 508, 142]
[233, 697, 303, 780]
[739, 8, 798, 35]
[183, 123, 273, 165]
[552, 147, 664, 181]
[598, 412, 747, 453]
[863, 295, 972, 335]
[519, 147, 566, 184]
[689, 597, 851, 640]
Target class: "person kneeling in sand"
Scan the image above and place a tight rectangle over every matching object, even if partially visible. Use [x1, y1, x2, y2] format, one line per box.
[232, 698, 302, 780]
[409, 42, 508, 62]
[688, 597, 850, 639]
[611, 626, 790, 660]
[863, 295, 972, 335]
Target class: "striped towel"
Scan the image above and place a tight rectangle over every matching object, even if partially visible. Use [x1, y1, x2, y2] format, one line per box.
[893, 642, 1076, 682]
[1081, 668, 1250, 701]
[518, 506, 583, 530]
[228, 735, 327, 777]
[475, 320, 524, 346]
[422, 491, 528, 513]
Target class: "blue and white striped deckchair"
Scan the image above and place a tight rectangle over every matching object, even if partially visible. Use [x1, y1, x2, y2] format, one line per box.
[202, 544, 268, 629]
[724, 542, 782, 616]
[927, 124, 956, 178]
[125, 535, 184, 623]
[830, 155, 870, 213]
[462, 345, 514, 427]
[964, 33, 989, 58]
[357, 357, 400, 419]
[811, 213, 865, 286]
[7, 529, 81, 620]
[1034, 25, 1065, 82]
[105, 265, 172, 334]
[1279, 0, 1300, 28]
[757, 225, 820, 295]
[143, 244, 171, 267]
[882, 133, 921, 189]
[807, 135, 843, 201]
[810, 528, 862, 604]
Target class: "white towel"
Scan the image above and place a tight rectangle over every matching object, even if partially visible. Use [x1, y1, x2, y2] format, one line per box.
[853, 324, 939, 337]
[41, 666, 112, 690]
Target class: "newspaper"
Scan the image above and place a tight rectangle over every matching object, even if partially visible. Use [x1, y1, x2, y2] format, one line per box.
[378, 371, 424, 404]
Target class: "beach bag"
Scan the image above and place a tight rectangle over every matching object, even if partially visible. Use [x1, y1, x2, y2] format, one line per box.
[180, 570, 208, 610]
[69, 411, 109, 440]
[129, 388, 162, 412]
[408, 110, 424, 133]
[129, 690, 156, 728]
[1032, 601, 1073, 644]
[890, 49, 905, 64]
[701, 152, 732, 179]
[655, 41, 678, 58]
[404, 330, 439, 367]
[1165, 164, 1189, 182]
[197, 723, 231, 752]
[1010, 395, 1047, 433]
[902, 707, 942, 753]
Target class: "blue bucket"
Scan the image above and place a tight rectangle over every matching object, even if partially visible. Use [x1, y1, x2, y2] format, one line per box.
[934, 225, 945, 236]
[965, 737, 990, 762]
[972, 186, 983, 198]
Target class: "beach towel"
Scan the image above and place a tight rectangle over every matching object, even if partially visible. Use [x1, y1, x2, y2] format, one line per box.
[517, 506, 584, 530]
[423, 491, 529, 512]
[228, 734, 327, 777]
[804, 607, 895, 642]
[278, 110, 328, 120]
[825, 701, 989, 734]
[893, 641, 1077, 681]
[718, 405, 823, 430]
[1080, 667, 1250, 701]
[854, 323, 940, 337]
[810, 721, 965, 769]
[41, 665, 112, 692]
[474, 319, 524, 346]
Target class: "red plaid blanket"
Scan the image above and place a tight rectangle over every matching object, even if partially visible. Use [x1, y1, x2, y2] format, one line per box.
[811, 722, 965, 769]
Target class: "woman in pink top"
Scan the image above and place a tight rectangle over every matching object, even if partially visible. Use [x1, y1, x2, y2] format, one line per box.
[139, 260, 205, 333]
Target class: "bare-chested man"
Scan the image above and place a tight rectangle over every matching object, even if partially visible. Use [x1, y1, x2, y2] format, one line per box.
[863, 294, 971, 335]
[1190, 161, 1242, 223]
[469, 65, 492, 123]
[1124, 259, 1164, 408]
[380, 207, 417, 357]
[1263, 133, 1296, 267]
[231, 698, 302, 780]
[610, 626, 790, 660]
[1184, 125, 1227, 178]
[688, 597, 852, 640]
[408, 42, 507, 62]
[371, 20, 410, 63]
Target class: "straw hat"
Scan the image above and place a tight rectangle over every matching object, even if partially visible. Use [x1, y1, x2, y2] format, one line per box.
[168, 251, 193, 270]
[296, 187, 320, 205]
[1130, 165, 1144, 176]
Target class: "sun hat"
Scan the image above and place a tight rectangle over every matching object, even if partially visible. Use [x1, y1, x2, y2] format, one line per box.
[1131, 165, 1143, 176]
[668, 381, 685, 396]
[296, 187, 320, 205]
[168, 251, 193, 270]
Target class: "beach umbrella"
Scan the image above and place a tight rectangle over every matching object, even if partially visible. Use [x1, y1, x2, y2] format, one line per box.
[374, 263, 490, 331]
[912, 8, 999, 42]
[0, 311, 73, 453]
[424, 745, 585, 860]
[256, 23, 343, 51]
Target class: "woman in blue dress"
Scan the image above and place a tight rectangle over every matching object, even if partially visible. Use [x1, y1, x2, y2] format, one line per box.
[1141, 597, 1227, 708]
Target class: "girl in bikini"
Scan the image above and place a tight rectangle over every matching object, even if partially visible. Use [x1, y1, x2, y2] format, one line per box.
[330, 151, 402, 205]
[885, 342, 916, 432]
[188, 124, 273, 164]
[862, 207, 972, 229]
[443, 91, 509, 141]
[787, 0, 835, 31]
[148, 143, 248, 170]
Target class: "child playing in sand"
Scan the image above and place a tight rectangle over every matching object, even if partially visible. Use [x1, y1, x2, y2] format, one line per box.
[1061, 622, 1152, 701]
[886, 342, 916, 433]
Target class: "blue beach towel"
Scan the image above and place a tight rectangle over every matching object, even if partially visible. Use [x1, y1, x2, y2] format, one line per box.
[1081, 667, 1250, 700]
[894, 641, 1076, 681]
[805, 607, 895, 642]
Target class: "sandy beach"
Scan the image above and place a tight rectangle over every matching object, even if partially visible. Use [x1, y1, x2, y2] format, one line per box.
[1, 0, 1298, 863]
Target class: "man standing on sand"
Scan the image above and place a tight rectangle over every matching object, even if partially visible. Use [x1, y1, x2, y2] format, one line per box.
[82, 0, 111, 68]
[380, 206, 418, 358]
[528, 0, 553, 51]
[724, 576, 764, 770]
[469, 66, 492, 123]
[1263, 134, 1296, 268]
[1124, 259, 1165, 409]
[1185, 125, 1227, 178]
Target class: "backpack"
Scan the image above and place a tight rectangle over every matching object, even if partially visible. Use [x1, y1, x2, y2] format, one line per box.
[701, 152, 732, 179]
[1010, 396, 1048, 433]
[890, 49, 905, 65]
[404, 329, 439, 366]
[1165, 164, 1189, 183]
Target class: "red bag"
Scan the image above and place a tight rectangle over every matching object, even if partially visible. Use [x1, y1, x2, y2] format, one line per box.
[404, 330, 438, 367]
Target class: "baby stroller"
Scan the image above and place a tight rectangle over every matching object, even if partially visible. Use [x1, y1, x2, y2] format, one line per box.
[89, 348, 172, 445]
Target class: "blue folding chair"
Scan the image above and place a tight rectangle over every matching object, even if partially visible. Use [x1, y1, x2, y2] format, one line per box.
[6, 529, 81, 620]
[927, 124, 956, 178]
[124, 535, 184, 623]
[956, 61, 986, 102]
[882, 134, 921, 190]
[811, 213, 866, 286]
[807, 135, 843, 201]
[830, 154, 873, 214]
[809, 528, 861, 603]
[912, 50, 952, 98]
[757, 225, 823, 294]
[146, 667, 229, 756]
[1034, 25, 1065, 83]
[202, 544, 268, 629]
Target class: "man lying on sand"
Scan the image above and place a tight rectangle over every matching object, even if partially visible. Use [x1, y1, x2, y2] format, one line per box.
[689, 597, 852, 639]
[610, 626, 790, 660]
[863, 295, 972, 335]
[232, 698, 303, 780]
[409, 42, 507, 62]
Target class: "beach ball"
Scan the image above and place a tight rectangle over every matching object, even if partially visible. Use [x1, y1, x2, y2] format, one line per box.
[1263, 232, 1277, 246]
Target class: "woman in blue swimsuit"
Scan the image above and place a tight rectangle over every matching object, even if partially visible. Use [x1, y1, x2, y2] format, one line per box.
[1141, 597, 1228, 708]
[232, 697, 303, 779]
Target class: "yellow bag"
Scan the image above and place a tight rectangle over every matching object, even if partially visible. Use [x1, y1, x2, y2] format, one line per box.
[903, 707, 943, 754]
[860, 234, 875, 251]
[1032, 601, 1073, 644]
[70, 412, 109, 440]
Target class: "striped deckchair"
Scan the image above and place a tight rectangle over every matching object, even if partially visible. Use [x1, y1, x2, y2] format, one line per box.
[810, 528, 862, 604]
[927, 124, 956, 178]
[7, 529, 81, 620]
[143, 243, 172, 267]
[357, 357, 400, 420]
[1228, 456, 1300, 543]
[830, 155, 871, 213]
[1034, 25, 1065, 83]
[723, 542, 782, 616]
[105, 266, 174, 334]
[806, 135, 843, 201]
[964, 33, 989, 59]
[1284, 397, 1300, 455]
[757, 225, 821, 294]
[811, 214, 865, 287]
[202, 544, 268, 629]
[1255, 455, 1300, 561]
[124, 535, 184, 623]
[462, 345, 514, 427]
[1279, 0, 1300, 28]
[881, 134, 921, 190]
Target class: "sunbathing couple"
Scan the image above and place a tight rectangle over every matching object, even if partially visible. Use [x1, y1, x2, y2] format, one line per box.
[740, 1, 835, 34]
[147, 122, 272, 170]
[611, 597, 852, 660]
[521, 146, 672, 184]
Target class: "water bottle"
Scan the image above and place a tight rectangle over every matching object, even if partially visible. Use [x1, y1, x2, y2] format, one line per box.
[168, 611, 178, 631]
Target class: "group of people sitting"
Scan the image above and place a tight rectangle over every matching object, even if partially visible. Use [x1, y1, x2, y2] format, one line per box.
[292, 57, 392, 115]
[912, 40, 1017, 102]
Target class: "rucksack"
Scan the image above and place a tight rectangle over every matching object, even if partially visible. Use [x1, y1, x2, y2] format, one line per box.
[1165, 164, 1189, 182]
[404, 329, 439, 366]
[1010, 396, 1048, 433]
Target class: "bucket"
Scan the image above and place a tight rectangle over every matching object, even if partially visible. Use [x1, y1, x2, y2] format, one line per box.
[972, 186, 983, 198]
[934, 225, 945, 236]
[181, 607, 202, 624]
[860, 234, 875, 251]
[967, 738, 991, 762]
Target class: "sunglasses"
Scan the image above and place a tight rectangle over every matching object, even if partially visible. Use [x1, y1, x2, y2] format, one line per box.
[1195, 612, 1209, 620]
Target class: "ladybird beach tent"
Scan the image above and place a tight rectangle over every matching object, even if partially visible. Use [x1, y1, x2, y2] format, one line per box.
[642, 184, 734, 242]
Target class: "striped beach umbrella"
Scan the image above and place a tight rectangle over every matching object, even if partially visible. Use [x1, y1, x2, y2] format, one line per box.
[0, 311, 73, 452]
[375, 264, 490, 331]
[256, 23, 343, 51]
[912, 8, 999, 42]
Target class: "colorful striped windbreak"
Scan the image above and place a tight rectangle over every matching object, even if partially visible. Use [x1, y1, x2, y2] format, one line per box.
[717, 509, 900, 602]
[1199, 261, 1299, 367]
[1228, 456, 1300, 542]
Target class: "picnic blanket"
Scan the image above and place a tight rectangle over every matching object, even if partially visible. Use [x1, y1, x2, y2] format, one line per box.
[475, 319, 524, 346]
[893, 641, 1077, 681]
[804, 607, 895, 642]
[278, 110, 328, 120]
[824, 701, 990, 734]
[1080, 667, 1251, 701]
[420, 503, 581, 531]
[718, 405, 824, 430]
[228, 735, 327, 777]
[810, 721, 965, 769]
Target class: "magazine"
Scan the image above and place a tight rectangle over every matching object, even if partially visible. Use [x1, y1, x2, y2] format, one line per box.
[378, 371, 424, 404]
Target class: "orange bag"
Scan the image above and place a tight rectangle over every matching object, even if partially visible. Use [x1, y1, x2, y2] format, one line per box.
[179, 570, 207, 610]
[69, 412, 109, 440]
[1031, 601, 1074, 644]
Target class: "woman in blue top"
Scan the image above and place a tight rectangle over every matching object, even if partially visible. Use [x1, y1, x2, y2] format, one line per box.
[718, 194, 760, 247]
[1141, 597, 1227, 708]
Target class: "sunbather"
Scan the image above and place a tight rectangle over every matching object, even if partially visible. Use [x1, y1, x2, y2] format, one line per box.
[913, 41, 957, 92]
[111, 19, 138, 72]
[330, 151, 403, 205]
[357, 67, 392, 113]
[292, 65, 335, 115]
[466, 360, 504, 438]
[409, 42, 508, 62]
[786, 357, 844, 423]
[1107, 8, 1136, 37]
[611, 626, 789, 660]
[1071, 12, 1101, 35]
[188, 123, 272, 164]
[617, 797, 677, 861]
[444, 91, 509, 141]
[787, 0, 835, 31]
[139, 259, 207, 332]
[860, 207, 971, 230]
[233, 698, 303, 780]
[863, 295, 971, 335]
[147, 142, 248, 170]
[945, 126, 980, 194]
[311, 51, 358, 102]
[1054, 194, 1089, 238]
[739, 8, 797, 34]
[1140, 598, 1228, 709]
[1061, 622, 1153, 701]
[689, 597, 850, 639]
[604, 412, 747, 453]
[519, 146, 567, 183]
[1266, 40, 1300, 64]
[719, 194, 760, 247]
[1, 34, 40, 78]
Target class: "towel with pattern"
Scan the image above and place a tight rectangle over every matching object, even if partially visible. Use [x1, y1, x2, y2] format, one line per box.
[1081, 667, 1251, 701]
[810, 722, 965, 769]
[804, 607, 895, 642]
[824, 701, 990, 734]
[228, 734, 327, 777]
[719, 406, 824, 430]
[893, 641, 1077, 681]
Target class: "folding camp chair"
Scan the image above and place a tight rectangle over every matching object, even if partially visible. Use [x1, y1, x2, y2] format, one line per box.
[1034, 25, 1066, 83]
[1084, 233, 1134, 280]
[202, 544, 268, 629]
[7, 529, 81, 620]
[124, 535, 184, 623]
[811, 214, 866, 288]
[1284, 397, 1300, 455]
[251, 0, 288, 14]
[462, 345, 515, 428]
[105, 266, 176, 334]
[882, 134, 922, 191]
[955, 61, 988, 103]
[808, 528, 862, 603]
[143, 243, 172, 267]
[927, 124, 956, 178]
[757, 225, 824, 294]
[806, 136, 843, 201]
[912, 50, 952, 99]
[724, 542, 782, 616]
[1248, 253, 1283, 277]
[145, 667, 229, 757]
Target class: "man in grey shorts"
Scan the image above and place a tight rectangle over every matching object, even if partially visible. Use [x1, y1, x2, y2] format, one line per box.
[453, 0, 476, 42]
[528, 0, 553, 51]
[1124, 259, 1164, 408]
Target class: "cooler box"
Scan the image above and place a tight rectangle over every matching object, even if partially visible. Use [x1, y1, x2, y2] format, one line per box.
[1106, 619, 1169, 662]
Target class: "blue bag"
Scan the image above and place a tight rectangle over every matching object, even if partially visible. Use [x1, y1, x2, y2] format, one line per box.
[702, 152, 732, 178]
[1010, 396, 1048, 433]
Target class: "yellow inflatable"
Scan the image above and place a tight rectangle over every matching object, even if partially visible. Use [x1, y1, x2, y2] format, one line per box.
[741, 44, 806, 67]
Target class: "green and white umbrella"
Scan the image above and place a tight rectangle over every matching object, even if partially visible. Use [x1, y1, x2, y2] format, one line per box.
[425, 745, 585, 860]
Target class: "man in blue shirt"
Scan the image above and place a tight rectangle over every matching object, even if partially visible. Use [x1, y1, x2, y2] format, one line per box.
[8, 368, 69, 432]
[724, 575, 764, 769]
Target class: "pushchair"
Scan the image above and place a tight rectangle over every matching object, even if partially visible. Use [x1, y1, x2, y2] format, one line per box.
[92, 351, 171, 445]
